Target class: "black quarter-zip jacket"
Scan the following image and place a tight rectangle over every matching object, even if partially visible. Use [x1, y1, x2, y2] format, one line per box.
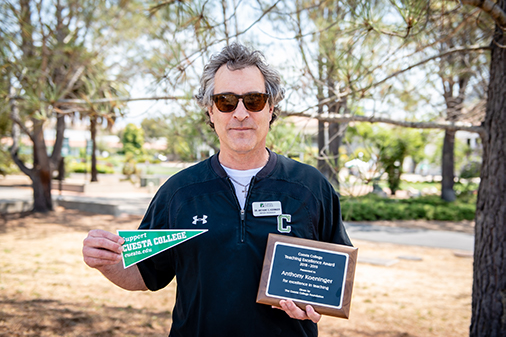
[137, 150, 352, 337]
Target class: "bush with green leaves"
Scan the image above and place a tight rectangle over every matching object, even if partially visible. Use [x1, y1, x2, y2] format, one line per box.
[341, 194, 476, 222]
[460, 161, 481, 179]
[67, 161, 115, 174]
[121, 123, 146, 157]
[345, 124, 428, 195]
[122, 153, 139, 180]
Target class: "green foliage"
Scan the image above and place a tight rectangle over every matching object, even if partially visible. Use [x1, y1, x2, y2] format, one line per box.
[164, 109, 219, 162]
[460, 161, 481, 179]
[377, 134, 407, 195]
[122, 153, 139, 179]
[121, 123, 145, 157]
[0, 147, 16, 176]
[346, 124, 428, 194]
[341, 194, 476, 222]
[454, 180, 480, 203]
[67, 161, 115, 174]
[141, 117, 170, 141]
[0, 110, 13, 175]
[426, 132, 483, 177]
[266, 119, 310, 160]
[0, 104, 10, 137]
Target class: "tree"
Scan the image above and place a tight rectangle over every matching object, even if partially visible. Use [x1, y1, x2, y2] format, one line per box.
[285, 1, 506, 333]
[121, 123, 145, 157]
[120, 123, 145, 181]
[272, 0, 436, 191]
[285, 0, 375, 186]
[307, 2, 350, 186]
[463, 1, 506, 335]
[1, 0, 96, 212]
[78, 64, 129, 182]
[0, 0, 136, 212]
[422, 6, 490, 201]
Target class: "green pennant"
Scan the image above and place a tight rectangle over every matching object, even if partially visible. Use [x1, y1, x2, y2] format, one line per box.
[118, 229, 208, 268]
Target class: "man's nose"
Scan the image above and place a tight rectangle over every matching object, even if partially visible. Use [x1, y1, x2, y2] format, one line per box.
[232, 99, 249, 121]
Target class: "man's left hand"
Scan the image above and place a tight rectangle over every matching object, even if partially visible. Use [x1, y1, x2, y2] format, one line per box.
[273, 299, 321, 323]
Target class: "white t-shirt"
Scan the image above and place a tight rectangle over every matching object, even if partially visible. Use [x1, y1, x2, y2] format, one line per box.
[221, 165, 263, 209]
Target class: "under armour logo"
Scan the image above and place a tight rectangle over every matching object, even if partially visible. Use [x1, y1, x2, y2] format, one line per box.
[192, 215, 208, 225]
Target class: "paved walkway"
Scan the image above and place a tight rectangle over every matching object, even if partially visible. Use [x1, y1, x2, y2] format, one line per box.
[344, 222, 474, 251]
[0, 174, 157, 216]
[0, 174, 474, 252]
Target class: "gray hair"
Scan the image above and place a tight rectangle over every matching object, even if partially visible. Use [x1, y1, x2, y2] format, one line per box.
[195, 43, 285, 129]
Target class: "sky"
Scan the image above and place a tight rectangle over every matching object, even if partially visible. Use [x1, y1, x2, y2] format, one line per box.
[115, 1, 300, 129]
[113, 1, 451, 132]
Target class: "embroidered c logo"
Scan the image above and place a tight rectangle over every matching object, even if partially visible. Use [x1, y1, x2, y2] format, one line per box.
[277, 214, 292, 233]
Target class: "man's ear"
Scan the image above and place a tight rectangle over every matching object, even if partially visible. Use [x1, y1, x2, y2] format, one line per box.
[208, 107, 214, 123]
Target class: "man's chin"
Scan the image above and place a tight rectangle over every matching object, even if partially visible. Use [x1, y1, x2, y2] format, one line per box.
[227, 142, 260, 154]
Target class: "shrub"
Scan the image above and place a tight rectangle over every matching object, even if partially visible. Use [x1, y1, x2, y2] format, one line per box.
[68, 162, 115, 174]
[340, 194, 476, 222]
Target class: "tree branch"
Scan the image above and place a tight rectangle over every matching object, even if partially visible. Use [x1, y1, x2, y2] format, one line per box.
[9, 88, 35, 143]
[283, 111, 486, 135]
[361, 45, 491, 94]
[54, 95, 188, 104]
[462, 0, 506, 29]
[58, 65, 86, 100]
[49, 114, 65, 164]
[10, 140, 33, 178]
[9, 100, 32, 178]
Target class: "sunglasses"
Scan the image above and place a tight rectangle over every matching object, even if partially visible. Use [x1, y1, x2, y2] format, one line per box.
[211, 92, 270, 113]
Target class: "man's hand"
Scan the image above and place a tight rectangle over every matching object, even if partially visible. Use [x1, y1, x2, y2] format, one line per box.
[82, 229, 148, 291]
[82, 229, 124, 269]
[273, 299, 321, 323]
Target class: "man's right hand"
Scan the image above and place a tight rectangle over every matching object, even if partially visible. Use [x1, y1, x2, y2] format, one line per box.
[82, 229, 148, 291]
[82, 229, 124, 269]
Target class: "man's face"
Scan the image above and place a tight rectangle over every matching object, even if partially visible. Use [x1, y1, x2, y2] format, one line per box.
[209, 65, 273, 157]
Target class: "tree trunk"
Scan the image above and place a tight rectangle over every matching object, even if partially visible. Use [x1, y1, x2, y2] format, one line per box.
[441, 129, 456, 201]
[317, 119, 331, 177]
[10, 101, 63, 213]
[470, 3, 506, 334]
[31, 121, 54, 212]
[31, 167, 53, 212]
[326, 94, 348, 188]
[327, 122, 341, 187]
[90, 115, 98, 182]
[316, 55, 329, 178]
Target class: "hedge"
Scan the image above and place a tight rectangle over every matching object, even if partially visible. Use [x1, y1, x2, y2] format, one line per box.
[340, 194, 476, 222]
[68, 162, 115, 174]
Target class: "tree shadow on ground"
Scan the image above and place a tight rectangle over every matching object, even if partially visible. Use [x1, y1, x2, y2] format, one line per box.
[0, 296, 171, 337]
[0, 209, 142, 236]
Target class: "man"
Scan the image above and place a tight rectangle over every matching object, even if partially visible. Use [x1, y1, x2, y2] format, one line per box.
[83, 43, 352, 336]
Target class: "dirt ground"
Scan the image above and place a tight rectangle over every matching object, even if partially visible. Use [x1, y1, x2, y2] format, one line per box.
[0, 209, 473, 337]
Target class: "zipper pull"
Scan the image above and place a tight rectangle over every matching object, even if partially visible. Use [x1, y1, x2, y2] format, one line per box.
[240, 209, 245, 221]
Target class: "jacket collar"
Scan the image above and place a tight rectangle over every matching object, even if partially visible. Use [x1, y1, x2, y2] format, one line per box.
[211, 148, 277, 180]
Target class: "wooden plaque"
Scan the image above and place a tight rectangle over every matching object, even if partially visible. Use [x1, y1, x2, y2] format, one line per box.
[256, 234, 358, 319]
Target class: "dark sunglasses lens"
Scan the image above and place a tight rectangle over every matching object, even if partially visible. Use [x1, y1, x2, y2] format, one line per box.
[213, 93, 269, 112]
[214, 94, 238, 112]
[243, 94, 268, 111]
